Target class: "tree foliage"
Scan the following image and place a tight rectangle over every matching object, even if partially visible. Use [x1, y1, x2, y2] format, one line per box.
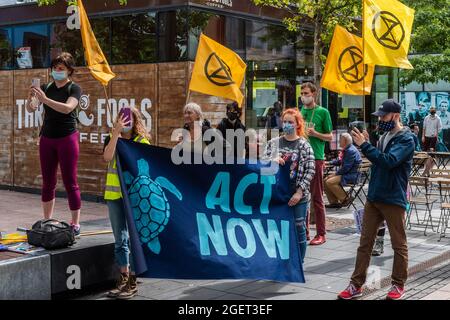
[252, 0, 361, 90]
[400, 0, 450, 85]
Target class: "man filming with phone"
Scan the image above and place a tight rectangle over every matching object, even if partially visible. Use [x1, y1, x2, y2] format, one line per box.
[338, 99, 414, 300]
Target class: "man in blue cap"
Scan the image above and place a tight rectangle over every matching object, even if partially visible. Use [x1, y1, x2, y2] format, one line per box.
[338, 99, 414, 300]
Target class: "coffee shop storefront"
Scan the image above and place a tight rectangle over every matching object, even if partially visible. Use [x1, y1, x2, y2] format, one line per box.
[0, 0, 317, 198]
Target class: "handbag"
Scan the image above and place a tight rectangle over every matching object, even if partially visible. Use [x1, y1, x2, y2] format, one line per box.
[27, 219, 75, 250]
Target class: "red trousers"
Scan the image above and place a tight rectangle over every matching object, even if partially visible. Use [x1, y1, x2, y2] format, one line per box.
[307, 160, 326, 236]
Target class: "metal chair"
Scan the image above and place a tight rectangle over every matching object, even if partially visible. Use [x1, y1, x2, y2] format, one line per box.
[342, 162, 371, 210]
[437, 179, 450, 241]
[407, 176, 438, 236]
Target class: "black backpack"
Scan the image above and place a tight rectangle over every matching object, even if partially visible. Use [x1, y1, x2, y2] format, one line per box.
[27, 219, 75, 250]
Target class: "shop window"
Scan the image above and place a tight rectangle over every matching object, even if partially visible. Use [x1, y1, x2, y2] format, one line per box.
[13, 24, 49, 69]
[112, 13, 156, 64]
[50, 21, 84, 66]
[0, 28, 13, 70]
[225, 16, 245, 59]
[187, 10, 223, 61]
[246, 21, 294, 68]
[158, 10, 188, 62]
[50, 16, 110, 67]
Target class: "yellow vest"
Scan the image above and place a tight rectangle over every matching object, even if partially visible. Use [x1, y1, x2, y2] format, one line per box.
[104, 135, 150, 200]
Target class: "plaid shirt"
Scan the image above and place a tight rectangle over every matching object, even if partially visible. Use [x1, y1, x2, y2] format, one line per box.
[263, 137, 316, 198]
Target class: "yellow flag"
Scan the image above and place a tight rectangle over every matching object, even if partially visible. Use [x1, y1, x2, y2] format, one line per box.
[363, 0, 415, 69]
[189, 34, 247, 106]
[78, 0, 116, 86]
[321, 25, 375, 95]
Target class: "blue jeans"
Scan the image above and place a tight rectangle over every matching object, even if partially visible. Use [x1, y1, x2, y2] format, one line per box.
[107, 199, 135, 272]
[294, 200, 308, 264]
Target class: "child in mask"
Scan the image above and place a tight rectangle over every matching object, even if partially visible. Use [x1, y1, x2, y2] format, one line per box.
[263, 109, 315, 264]
[103, 107, 151, 299]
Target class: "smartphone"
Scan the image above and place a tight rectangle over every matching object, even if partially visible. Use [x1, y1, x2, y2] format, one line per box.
[349, 122, 365, 133]
[31, 78, 40, 88]
[119, 107, 132, 127]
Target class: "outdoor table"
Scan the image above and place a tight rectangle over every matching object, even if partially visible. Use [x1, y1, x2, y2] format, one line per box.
[427, 152, 450, 170]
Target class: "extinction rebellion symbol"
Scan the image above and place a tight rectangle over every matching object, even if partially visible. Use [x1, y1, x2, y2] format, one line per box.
[338, 46, 368, 84]
[204, 53, 235, 87]
[372, 11, 405, 50]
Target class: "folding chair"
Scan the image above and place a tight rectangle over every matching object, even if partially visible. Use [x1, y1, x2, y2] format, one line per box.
[411, 154, 430, 176]
[429, 169, 450, 179]
[428, 169, 450, 198]
[406, 176, 438, 236]
[342, 163, 371, 210]
[437, 179, 450, 241]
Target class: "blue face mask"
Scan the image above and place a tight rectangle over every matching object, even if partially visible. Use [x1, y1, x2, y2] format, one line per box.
[378, 120, 395, 132]
[282, 122, 295, 135]
[51, 70, 67, 81]
[122, 126, 133, 133]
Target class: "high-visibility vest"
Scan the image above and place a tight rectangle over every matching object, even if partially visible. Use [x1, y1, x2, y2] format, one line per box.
[104, 135, 150, 200]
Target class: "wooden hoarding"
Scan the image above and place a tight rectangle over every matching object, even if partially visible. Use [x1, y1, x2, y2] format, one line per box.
[4, 61, 235, 198]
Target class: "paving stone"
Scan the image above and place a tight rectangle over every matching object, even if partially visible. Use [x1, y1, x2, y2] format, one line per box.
[171, 288, 230, 300]
[420, 291, 450, 300]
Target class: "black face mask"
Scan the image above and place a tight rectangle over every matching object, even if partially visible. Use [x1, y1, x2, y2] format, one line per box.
[431, 111, 436, 115]
[227, 112, 239, 121]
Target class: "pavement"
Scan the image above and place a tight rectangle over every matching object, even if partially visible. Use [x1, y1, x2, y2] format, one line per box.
[0, 189, 449, 300]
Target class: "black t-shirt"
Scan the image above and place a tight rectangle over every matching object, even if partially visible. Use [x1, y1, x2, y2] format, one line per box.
[217, 118, 248, 158]
[40, 81, 82, 139]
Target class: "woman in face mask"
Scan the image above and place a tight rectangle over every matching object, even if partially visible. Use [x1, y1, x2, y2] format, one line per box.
[217, 102, 247, 159]
[25, 52, 83, 235]
[263, 109, 316, 264]
[103, 107, 151, 299]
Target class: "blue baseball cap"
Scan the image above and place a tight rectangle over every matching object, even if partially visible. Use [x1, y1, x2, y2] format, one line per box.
[372, 99, 402, 117]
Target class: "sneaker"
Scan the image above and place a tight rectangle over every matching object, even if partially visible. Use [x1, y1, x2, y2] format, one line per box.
[107, 272, 129, 298]
[337, 283, 363, 300]
[117, 274, 138, 300]
[70, 224, 81, 237]
[372, 237, 384, 256]
[310, 235, 326, 246]
[386, 285, 405, 300]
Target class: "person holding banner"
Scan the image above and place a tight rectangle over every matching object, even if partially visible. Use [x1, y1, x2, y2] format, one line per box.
[339, 100, 414, 300]
[263, 109, 315, 263]
[103, 108, 151, 299]
[216, 102, 248, 159]
[26, 52, 83, 236]
[178, 102, 231, 162]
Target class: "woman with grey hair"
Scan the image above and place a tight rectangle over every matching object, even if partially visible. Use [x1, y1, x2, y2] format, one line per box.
[324, 133, 362, 208]
[177, 102, 231, 162]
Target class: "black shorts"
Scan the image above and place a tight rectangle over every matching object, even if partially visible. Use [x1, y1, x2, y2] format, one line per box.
[423, 136, 438, 151]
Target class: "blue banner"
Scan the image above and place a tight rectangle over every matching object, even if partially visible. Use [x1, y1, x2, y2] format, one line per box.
[116, 139, 304, 283]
